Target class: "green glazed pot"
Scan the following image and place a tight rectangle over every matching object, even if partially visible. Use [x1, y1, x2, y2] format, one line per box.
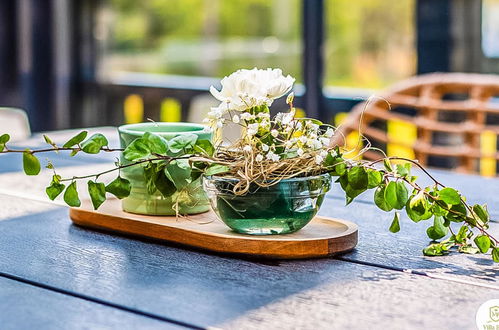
[118, 122, 212, 215]
[203, 173, 331, 235]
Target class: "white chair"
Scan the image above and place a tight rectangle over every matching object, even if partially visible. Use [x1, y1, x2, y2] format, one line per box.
[0, 108, 31, 141]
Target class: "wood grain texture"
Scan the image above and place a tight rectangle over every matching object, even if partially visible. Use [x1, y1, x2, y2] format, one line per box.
[0, 277, 182, 330]
[0, 201, 496, 329]
[318, 196, 499, 287]
[69, 199, 358, 259]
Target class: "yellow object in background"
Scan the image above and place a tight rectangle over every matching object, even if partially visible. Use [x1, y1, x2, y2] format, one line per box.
[124, 94, 144, 124]
[480, 130, 497, 177]
[161, 98, 182, 122]
[294, 107, 306, 118]
[335, 112, 362, 159]
[387, 120, 416, 160]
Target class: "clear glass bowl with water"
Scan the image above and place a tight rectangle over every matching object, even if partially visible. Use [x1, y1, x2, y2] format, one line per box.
[203, 173, 331, 235]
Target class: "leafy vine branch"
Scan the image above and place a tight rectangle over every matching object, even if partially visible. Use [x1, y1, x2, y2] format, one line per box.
[0, 117, 498, 262]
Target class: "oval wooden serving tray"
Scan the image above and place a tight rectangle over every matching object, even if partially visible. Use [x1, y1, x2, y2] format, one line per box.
[69, 199, 358, 259]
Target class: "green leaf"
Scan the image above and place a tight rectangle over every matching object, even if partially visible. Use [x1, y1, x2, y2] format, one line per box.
[473, 204, 489, 224]
[395, 164, 410, 177]
[367, 170, 382, 188]
[423, 243, 451, 256]
[143, 163, 159, 195]
[0, 133, 10, 144]
[406, 191, 432, 222]
[474, 235, 491, 253]
[374, 185, 393, 212]
[383, 158, 393, 172]
[458, 245, 479, 254]
[426, 216, 448, 240]
[142, 132, 168, 155]
[190, 169, 203, 182]
[492, 248, 499, 262]
[63, 181, 81, 207]
[0, 133, 9, 152]
[389, 212, 401, 233]
[45, 175, 65, 200]
[155, 171, 177, 197]
[204, 164, 230, 176]
[334, 162, 347, 176]
[165, 159, 192, 190]
[193, 139, 215, 156]
[339, 175, 365, 205]
[62, 131, 87, 148]
[455, 225, 469, 243]
[23, 150, 41, 175]
[43, 134, 55, 147]
[384, 181, 408, 210]
[168, 134, 198, 154]
[438, 187, 461, 205]
[409, 190, 426, 214]
[445, 202, 468, 222]
[81, 134, 108, 154]
[87, 180, 106, 210]
[431, 203, 448, 217]
[347, 166, 368, 190]
[105, 177, 131, 199]
[123, 138, 150, 161]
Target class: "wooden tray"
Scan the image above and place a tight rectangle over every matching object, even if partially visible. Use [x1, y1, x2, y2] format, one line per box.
[69, 199, 358, 259]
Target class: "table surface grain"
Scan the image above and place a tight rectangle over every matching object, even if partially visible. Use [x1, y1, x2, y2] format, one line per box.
[0, 128, 498, 330]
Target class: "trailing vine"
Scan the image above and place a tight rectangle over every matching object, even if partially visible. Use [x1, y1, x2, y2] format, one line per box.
[0, 67, 497, 262]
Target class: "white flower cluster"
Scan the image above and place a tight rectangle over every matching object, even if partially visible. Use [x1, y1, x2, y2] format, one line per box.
[251, 112, 335, 163]
[205, 68, 295, 126]
[204, 67, 336, 167]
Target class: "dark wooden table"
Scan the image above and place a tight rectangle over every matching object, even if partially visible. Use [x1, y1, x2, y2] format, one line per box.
[0, 128, 497, 330]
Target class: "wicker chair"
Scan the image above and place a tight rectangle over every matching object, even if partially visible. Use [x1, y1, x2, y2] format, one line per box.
[331, 73, 499, 176]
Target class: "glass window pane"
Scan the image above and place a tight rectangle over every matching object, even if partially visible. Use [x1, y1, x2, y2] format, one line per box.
[482, 0, 499, 58]
[324, 0, 416, 89]
[98, 0, 302, 81]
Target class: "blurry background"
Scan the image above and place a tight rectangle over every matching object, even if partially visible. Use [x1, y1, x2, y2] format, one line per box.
[0, 0, 497, 132]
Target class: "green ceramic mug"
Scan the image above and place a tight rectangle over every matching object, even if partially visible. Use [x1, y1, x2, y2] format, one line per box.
[118, 122, 213, 215]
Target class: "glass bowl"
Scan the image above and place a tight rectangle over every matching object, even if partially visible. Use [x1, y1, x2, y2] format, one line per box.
[202, 173, 331, 235]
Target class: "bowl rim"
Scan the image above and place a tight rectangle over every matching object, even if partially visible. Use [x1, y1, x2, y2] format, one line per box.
[203, 172, 331, 183]
[118, 122, 212, 137]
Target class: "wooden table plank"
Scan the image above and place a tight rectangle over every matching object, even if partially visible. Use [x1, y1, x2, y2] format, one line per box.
[0, 195, 495, 329]
[0, 276, 183, 330]
[318, 198, 499, 287]
[0, 160, 497, 287]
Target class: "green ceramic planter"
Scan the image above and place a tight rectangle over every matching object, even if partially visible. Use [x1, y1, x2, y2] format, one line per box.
[118, 122, 212, 215]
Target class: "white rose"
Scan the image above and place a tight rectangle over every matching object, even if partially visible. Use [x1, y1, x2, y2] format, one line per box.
[209, 68, 295, 112]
